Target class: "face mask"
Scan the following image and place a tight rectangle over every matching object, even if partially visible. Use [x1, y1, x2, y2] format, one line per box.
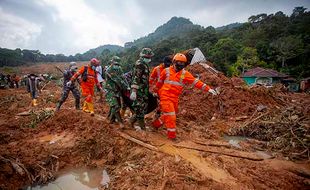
[175, 64, 185, 71]
[142, 57, 151, 63]
[70, 66, 78, 72]
[91, 66, 96, 70]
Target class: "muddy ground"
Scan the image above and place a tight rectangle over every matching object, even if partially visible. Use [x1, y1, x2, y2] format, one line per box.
[0, 62, 309, 189]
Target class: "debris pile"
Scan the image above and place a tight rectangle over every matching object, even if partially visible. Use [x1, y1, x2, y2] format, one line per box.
[179, 63, 281, 122]
[230, 105, 310, 160]
[178, 63, 310, 160]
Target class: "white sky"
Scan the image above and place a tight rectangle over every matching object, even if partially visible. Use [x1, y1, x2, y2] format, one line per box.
[0, 0, 309, 55]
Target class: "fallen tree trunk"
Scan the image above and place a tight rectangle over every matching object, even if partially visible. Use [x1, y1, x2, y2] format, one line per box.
[118, 132, 159, 152]
[193, 140, 231, 148]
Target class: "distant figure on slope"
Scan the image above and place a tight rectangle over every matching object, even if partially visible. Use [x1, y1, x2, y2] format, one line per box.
[56, 62, 81, 111]
[26, 74, 43, 106]
[104, 56, 129, 127]
[153, 53, 218, 140]
[129, 48, 154, 130]
[67, 58, 104, 116]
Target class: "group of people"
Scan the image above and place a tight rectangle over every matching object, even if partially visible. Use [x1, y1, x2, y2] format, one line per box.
[37, 47, 218, 140]
[0, 73, 20, 89]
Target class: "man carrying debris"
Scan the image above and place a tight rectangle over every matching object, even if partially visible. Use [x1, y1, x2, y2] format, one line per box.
[129, 48, 154, 129]
[149, 56, 172, 89]
[67, 58, 104, 116]
[56, 62, 81, 111]
[104, 56, 129, 127]
[26, 74, 43, 106]
[153, 53, 218, 140]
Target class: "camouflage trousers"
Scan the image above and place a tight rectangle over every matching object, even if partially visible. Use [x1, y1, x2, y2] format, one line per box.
[105, 91, 122, 122]
[58, 86, 80, 108]
[132, 91, 149, 120]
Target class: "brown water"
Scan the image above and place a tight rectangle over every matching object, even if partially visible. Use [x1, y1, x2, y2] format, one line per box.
[26, 168, 110, 190]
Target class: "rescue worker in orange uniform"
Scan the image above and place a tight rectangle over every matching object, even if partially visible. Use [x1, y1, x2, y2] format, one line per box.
[67, 58, 104, 116]
[149, 56, 173, 119]
[149, 56, 172, 89]
[153, 53, 218, 140]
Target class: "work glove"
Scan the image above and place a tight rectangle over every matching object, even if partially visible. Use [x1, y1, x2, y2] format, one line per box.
[130, 91, 137, 101]
[66, 81, 72, 87]
[208, 89, 218, 96]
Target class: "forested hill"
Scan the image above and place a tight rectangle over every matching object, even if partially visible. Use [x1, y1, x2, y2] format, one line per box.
[118, 7, 309, 78]
[1, 7, 309, 79]
[124, 17, 203, 48]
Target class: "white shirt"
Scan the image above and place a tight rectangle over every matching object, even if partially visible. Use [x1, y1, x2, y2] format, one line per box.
[96, 66, 104, 83]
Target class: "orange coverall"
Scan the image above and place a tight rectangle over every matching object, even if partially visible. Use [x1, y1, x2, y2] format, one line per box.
[149, 64, 165, 87]
[153, 66, 211, 139]
[70, 65, 100, 113]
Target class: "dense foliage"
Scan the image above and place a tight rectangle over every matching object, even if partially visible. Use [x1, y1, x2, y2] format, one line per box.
[1, 7, 309, 78]
[107, 8, 310, 78]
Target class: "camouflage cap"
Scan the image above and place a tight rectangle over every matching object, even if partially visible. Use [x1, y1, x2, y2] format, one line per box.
[111, 56, 121, 63]
[139, 48, 154, 58]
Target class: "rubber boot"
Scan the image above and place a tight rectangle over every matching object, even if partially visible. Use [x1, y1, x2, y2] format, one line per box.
[56, 102, 62, 111]
[33, 99, 38, 106]
[75, 99, 80, 110]
[120, 108, 126, 118]
[82, 102, 90, 113]
[152, 118, 163, 130]
[115, 112, 124, 129]
[109, 115, 116, 124]
[137, 119, 146, 130]
[129, 115, 137, 128]
[88, 102, 95, 116]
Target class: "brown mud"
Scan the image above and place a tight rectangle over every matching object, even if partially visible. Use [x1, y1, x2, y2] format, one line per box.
[0, 63, 309, 189]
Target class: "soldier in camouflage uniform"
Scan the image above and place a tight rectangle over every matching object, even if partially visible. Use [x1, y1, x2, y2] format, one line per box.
[104, 56, 129, 126]
[56, 62, 80, 111]
[129, 48, 154, 129]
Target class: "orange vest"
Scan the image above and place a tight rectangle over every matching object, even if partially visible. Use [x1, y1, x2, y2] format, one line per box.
[149, 64, 164, 85]
[71, 65, 98, 86]
[156, 66, 211, 99]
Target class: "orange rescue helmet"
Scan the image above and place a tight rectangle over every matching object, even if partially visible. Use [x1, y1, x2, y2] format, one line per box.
[172, 53, 187, 63]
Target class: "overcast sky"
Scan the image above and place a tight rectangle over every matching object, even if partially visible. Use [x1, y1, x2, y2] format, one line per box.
[0, 0, 309, 55]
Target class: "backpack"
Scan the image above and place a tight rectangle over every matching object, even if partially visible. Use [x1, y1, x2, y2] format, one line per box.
[82, 66, 88, 82]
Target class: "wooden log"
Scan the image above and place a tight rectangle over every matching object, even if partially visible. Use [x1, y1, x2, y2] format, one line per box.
[118, 132, 159, 152]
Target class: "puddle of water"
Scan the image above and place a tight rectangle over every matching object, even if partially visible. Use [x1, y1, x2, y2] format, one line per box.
[222, 135, 247, 149]
[223, 135, 274, 159]
[26, 168, 110, 190]
[255, 150, 273, 159]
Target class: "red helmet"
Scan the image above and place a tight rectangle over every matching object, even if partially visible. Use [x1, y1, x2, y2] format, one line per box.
[90, 58, 100, 66]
